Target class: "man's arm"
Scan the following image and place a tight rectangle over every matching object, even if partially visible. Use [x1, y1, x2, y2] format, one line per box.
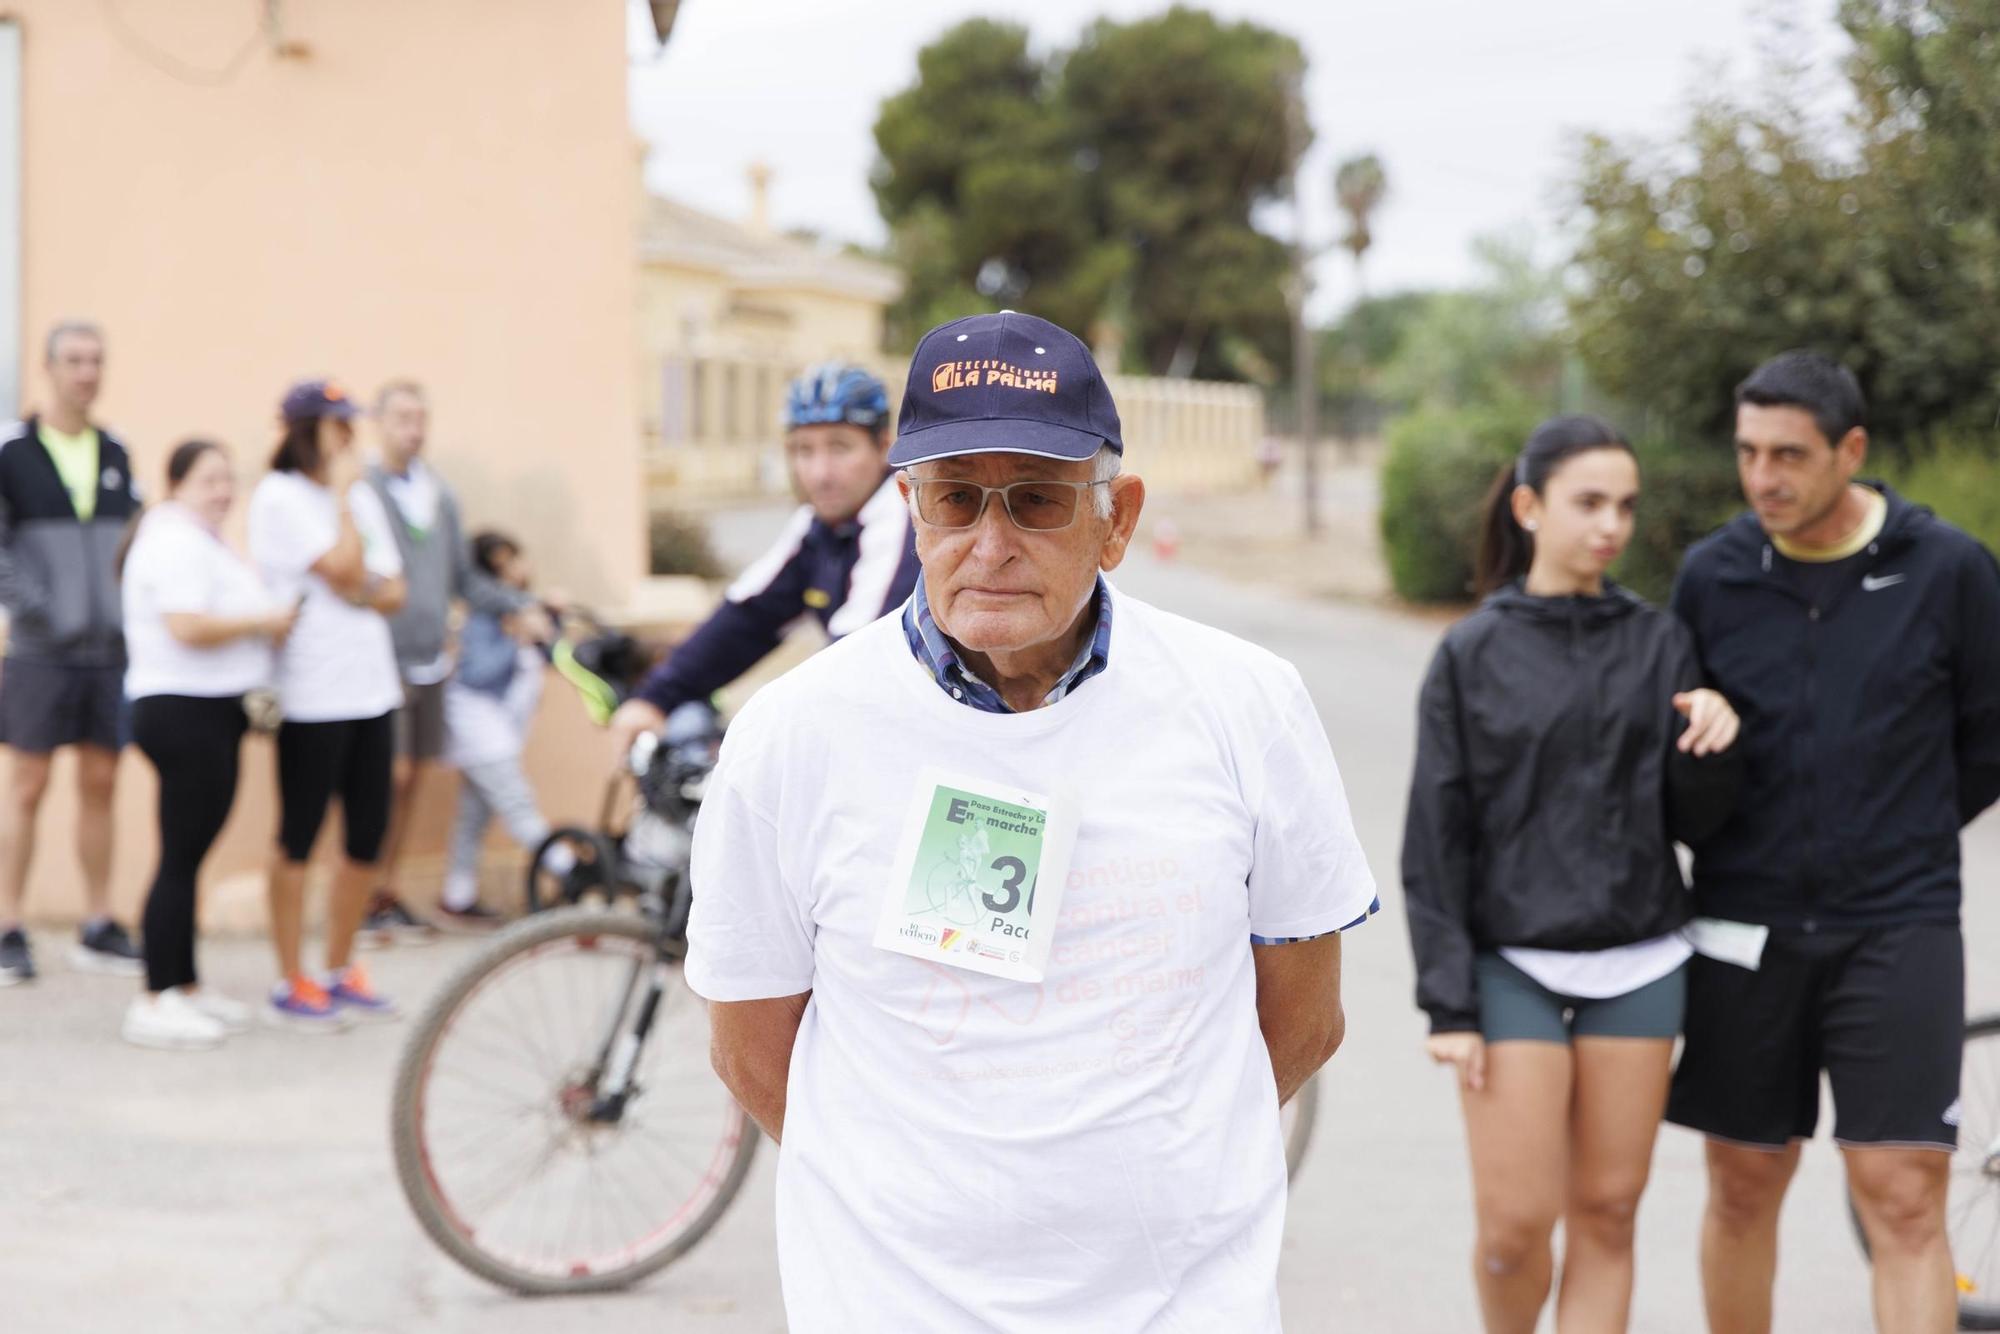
[709, 991, 811, 1143]
[1252, 934, 1344, 1105]
[1954, 543, 2000, 825]
[0, 481, 47, 619]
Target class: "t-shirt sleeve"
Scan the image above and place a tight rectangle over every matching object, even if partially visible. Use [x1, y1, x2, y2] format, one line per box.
[249, 480, 336, 580]
[346, 484, 405, 579]
[137, 524, 217, 615]
[1244, 664, 1380, 939]
[685, 731, 817, 1002]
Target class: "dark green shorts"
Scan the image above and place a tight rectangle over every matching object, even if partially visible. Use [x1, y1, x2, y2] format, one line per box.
[1475, 952, 1686, 1044]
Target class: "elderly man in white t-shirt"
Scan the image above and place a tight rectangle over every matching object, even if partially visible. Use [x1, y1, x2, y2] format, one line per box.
[687, 311, 1378, 1333]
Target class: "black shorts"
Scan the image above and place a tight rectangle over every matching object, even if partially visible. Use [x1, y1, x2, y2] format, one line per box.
[394, 680, 447, 762]
[0, 657, 125, 753]
[275, 713, 394, 864]
[1667, 921, 1962, 1150]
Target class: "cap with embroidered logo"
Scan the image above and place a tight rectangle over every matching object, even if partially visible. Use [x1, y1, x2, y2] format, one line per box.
[279, 379, 362, 425]
[888, 311, 1122, 468]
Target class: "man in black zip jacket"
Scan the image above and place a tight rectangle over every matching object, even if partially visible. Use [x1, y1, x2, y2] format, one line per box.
[0, 322, 146, 986]
[1667, 351, 2000, 1334]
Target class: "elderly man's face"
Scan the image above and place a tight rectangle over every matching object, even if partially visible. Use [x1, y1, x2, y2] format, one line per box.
[902, 451, 1144, 659]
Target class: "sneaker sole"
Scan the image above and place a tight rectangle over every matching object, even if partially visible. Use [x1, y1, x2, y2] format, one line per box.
[263, 1007, 355, 1034]
[122, 1026, 224, 1051]
[0, 968, 33, 987]
[68, 946, 146, 977]
[332, 1004, 401, 1025]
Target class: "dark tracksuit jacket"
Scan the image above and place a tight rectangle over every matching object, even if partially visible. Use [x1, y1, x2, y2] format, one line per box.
[0, 418, 143, 667]
[1401, 582, 1743, 1033]
[1671, 482, 2000, 931]
[635, 473, 919, 716]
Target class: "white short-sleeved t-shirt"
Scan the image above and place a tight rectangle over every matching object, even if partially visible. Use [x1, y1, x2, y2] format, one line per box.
[686, 587, 1377, 1334]
[121, 504, 277, 700]
[247, 469, 404, 723]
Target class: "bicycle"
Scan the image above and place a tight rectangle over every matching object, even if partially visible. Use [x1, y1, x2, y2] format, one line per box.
[390, 718, 756, 1295]
[1847, 1012, 2000, 1330]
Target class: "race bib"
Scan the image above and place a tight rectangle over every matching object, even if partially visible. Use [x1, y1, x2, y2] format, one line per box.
[873, 769, 1076, 983]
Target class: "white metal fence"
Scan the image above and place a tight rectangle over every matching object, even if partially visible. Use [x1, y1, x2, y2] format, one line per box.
[644, 353, 1267, 504]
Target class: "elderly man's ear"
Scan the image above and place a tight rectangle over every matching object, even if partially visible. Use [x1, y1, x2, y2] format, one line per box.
[1100, 473, 1147, 571]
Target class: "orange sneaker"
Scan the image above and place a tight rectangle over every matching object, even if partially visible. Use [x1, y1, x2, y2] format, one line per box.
[267, 973, 351, 1032]
[324, 961, 398, 1023]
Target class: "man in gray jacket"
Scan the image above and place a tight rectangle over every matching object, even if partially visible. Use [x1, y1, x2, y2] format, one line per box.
[361, 380, 542, 940]
[0, 322, 144, 984]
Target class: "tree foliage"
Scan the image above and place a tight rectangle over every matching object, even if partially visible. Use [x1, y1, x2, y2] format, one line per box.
[1568, 2, 2000, 448]
[871, 8, 1303, 377]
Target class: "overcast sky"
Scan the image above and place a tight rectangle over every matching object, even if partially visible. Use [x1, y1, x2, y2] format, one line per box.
[626, 0, 1850, 321]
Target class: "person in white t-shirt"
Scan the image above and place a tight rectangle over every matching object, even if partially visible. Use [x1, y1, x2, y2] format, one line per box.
[119, 439, 299, 1051]
[246, 380, 408, 1031]
[688, 312, 1378, 1334]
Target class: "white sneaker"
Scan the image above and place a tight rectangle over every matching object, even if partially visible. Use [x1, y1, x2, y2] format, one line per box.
[122, 990, 227, 1051]
[185, 989, 253, 1034]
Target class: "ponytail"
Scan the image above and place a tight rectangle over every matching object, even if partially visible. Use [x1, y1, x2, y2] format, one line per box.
[1471, 414, 1633, 596]
[1473, 462, 1533, 595]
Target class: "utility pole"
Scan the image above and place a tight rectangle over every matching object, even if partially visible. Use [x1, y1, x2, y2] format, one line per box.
[1287, 65, 1319, 537]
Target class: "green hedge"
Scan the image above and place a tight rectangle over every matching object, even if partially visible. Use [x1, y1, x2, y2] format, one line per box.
[1377, 403, 1532, 603]
[1882, 434, 2000, 558]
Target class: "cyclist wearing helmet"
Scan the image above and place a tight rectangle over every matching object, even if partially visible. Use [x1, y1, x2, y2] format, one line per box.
[607, 363, 917, 761]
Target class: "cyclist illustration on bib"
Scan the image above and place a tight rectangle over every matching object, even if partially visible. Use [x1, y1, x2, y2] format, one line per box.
[607, 363, 918, 762]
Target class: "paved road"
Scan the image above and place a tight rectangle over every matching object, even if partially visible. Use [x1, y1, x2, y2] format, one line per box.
[4, 516, 1997, 1333]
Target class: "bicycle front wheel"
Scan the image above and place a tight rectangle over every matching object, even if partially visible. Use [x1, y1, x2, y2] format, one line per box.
[390, 907, 759, 1295]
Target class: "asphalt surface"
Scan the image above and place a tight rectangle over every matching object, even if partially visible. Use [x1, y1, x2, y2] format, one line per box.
[3, 508, 1996, 1333]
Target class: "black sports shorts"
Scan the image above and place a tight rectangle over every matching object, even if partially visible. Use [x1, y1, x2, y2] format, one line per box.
[1667, 920, 1962, 1150]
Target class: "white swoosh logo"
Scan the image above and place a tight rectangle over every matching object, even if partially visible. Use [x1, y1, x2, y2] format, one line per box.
[1862, 573, 1906, 591]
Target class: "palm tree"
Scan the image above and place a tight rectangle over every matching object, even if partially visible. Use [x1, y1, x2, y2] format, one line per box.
[1333, 154, 1388, 296]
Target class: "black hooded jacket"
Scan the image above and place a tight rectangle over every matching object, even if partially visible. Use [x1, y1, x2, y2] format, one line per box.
[1670, 483, 2000, 930]
[1401, 583, 1742, 1033]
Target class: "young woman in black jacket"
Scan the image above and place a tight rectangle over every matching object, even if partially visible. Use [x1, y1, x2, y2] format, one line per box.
[1401, 415, 1744, 1334]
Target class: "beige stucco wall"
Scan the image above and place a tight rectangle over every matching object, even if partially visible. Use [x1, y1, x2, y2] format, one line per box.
[4, 0, 643, 926]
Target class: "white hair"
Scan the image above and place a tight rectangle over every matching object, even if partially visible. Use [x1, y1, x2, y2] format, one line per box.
[1090, 444, 1121, 519]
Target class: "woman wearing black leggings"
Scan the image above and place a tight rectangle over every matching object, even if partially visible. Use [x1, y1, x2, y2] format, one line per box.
[119, 440, 298, 1050]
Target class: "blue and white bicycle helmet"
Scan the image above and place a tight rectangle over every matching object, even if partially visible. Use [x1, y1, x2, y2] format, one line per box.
[784, 362, 890, 433]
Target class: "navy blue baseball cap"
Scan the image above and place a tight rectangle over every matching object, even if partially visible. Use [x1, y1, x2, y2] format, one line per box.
[280, 379, 362, 425]
[888, 311, 1122, 468]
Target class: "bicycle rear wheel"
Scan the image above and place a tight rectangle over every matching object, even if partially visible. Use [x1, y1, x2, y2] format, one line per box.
[390, 907, 759, 1294]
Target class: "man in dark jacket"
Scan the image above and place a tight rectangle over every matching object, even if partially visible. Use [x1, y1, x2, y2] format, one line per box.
[605, 363, 918, 763]
[1668, 351, 2000, 1334]
[0, 322, 145, 985]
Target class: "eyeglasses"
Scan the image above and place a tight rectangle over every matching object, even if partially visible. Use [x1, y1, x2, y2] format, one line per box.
[906, 477, 1110, 531]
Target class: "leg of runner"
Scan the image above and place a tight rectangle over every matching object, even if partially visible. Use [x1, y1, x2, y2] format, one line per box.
[1555, 1035, 1673, 1331]
[1464, 1041, 1572, 1334]
[1700, 1139, 1801, 1334]
[1844, 1146, 1954, 1334]
[0, 748, 52, 926]
[73, 743, 118, 920]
